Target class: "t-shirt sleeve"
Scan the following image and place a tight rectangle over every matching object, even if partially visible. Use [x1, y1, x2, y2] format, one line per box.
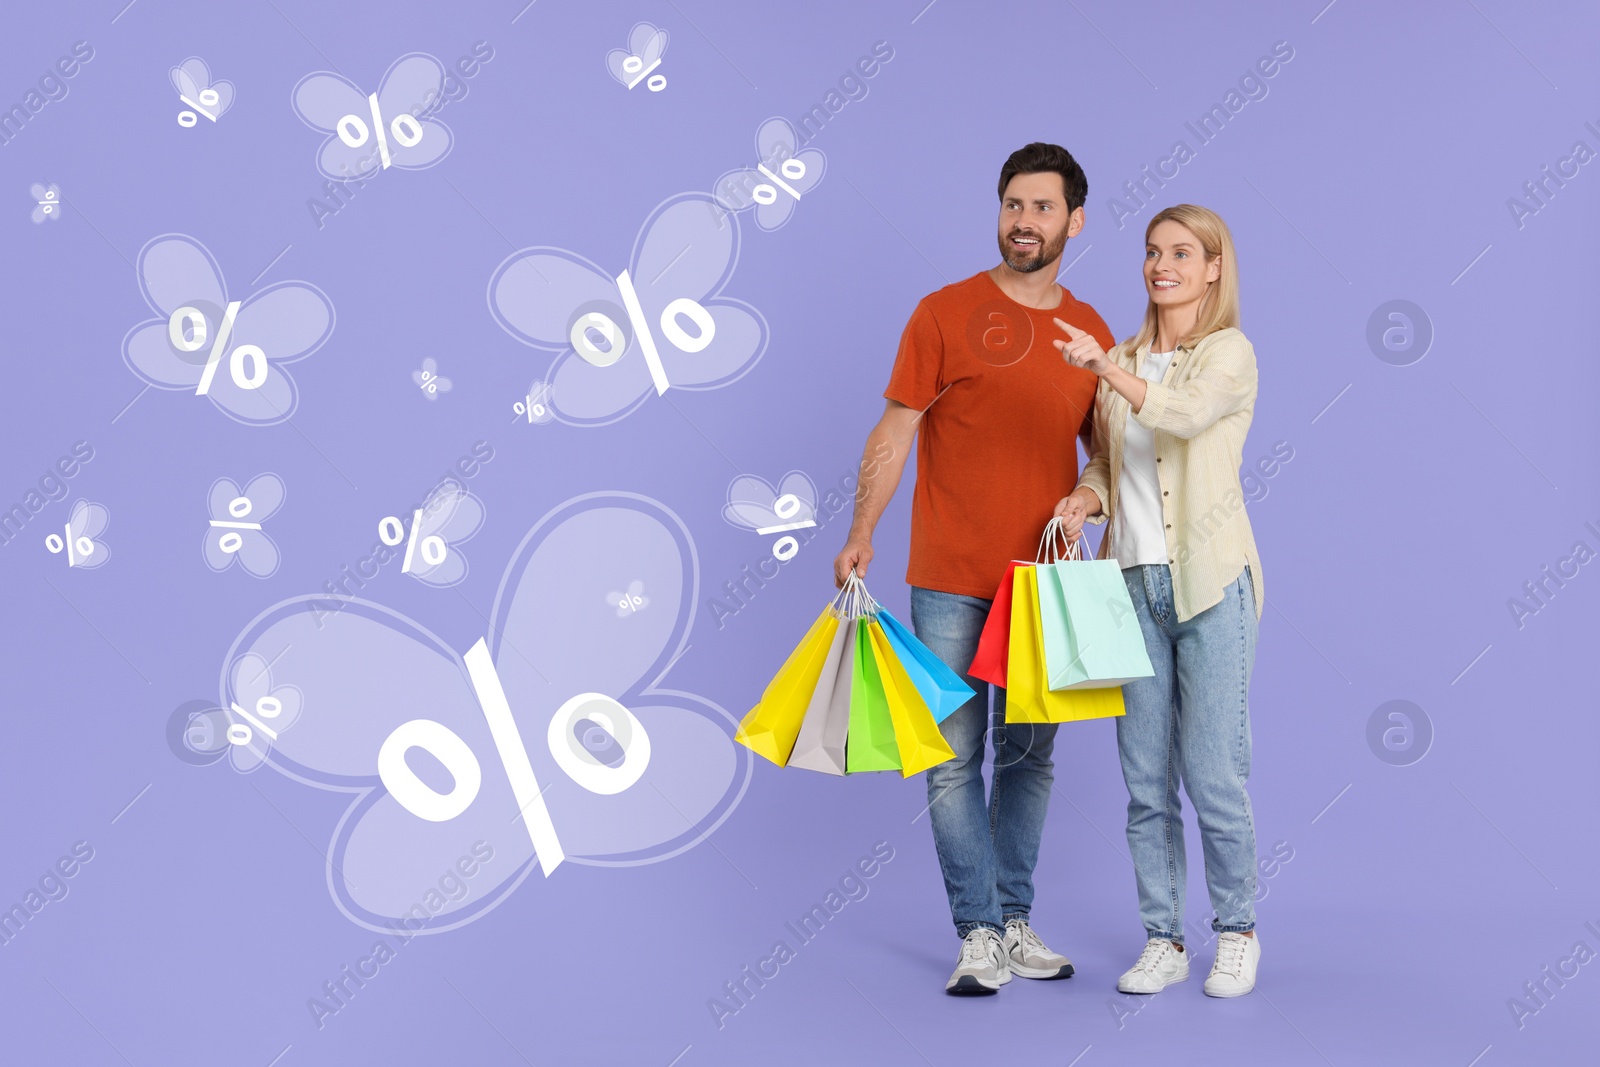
[883, 299, 943, 411]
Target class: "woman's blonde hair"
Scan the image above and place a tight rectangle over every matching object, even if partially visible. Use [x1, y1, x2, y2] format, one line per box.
[1122, 203, 1239, 354]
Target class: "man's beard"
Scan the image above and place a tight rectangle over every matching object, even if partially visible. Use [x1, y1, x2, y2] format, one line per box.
[998, 227, 1067, 273]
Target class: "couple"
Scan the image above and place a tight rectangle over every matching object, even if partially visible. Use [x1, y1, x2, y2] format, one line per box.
[832, 142, 1265, 998]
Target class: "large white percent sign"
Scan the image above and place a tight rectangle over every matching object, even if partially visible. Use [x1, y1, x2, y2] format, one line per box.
[377, 510, 446, 574]
[168, 303, 267, 395]
[568, 273, 716, 396]
[336, 93, 424, 170]
[377, 640, 652, 876]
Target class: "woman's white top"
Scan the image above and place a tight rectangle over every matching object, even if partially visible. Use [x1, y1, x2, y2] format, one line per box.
[1108, 349, 1178, 566]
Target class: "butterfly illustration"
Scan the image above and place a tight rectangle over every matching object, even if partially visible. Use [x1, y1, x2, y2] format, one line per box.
[412, 358, 453, 401]
[121, 234, 335, 427]
[487, 193, 769, 427]
[605, 22, 668, 89]
[204, 473, 285, 578]
[179, 656, 303, 774]
[171, 57, 235, 122]
[217, 492, 751, 934]
[712, 117, 827, 232]
[291, 54, 454, 180]
[395, 484, 484, 587]
[30, 182, 62, 225]
[50, 499, 110, 568]
[722, 471, 820, 534]
[605, 579, 649, 618]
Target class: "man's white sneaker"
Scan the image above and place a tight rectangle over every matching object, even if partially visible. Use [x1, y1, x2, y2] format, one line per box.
[945, 928, 1011, 995]
[1203, 931, 1260, 998]
[1116, 938, 1189, 994]
[1003, 919, 1075, 979]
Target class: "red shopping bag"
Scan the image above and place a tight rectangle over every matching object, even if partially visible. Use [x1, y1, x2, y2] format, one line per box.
[969, 560, 1027, 687]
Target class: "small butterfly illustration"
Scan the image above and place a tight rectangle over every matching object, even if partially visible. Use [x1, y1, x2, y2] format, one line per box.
[182, 656, 303, 773]
[171, 57, 235, 123]
[413, 358, 453, 400]
[121, 234, 335, 427]
[606, 22, 668, 90]
[487, 192, 769, 427]
[712, 117, 827, 232]
[606, 579, 649, 618]
[30, 182, 62, 225]
[722, 471, 820, 533]
[396, 484, 484, 588]
[218, 492, 751, 934]
[512, 379, 556, 425]
[48, 499, 110, 568]
[204, 473, 285, 579]
[292, 54, 453, 180]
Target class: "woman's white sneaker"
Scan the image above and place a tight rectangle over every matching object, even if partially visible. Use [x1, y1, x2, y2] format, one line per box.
[1116, 938, 1189, 993]
[1203, 932, 1260, 997]
[946, 928, 1011, 995]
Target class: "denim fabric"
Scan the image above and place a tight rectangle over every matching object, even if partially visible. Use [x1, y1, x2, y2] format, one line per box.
[910, 585, 1058, 938]
[1116, 562, 1259, 943]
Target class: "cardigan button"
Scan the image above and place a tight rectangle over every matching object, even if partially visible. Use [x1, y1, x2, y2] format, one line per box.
[1165, 523, 1172, 529]
[1162, 490, 1168, 496]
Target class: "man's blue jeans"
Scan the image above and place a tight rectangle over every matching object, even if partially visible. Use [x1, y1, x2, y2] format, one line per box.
[1117, 563, 1259, 944]
[911, 585, 1058, 939]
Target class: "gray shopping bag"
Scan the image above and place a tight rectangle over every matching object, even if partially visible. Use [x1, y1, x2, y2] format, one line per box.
[788, 615, 856, 775]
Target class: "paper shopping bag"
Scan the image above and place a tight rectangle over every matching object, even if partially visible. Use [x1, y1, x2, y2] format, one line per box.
[969, 560, 1027, 687]
[876, 607, 975, 724]
[737, 607, 841, 766]
[1039, 557, 1155, 690]
[788, 618, 856, 775]
[865, 620, 955, 777]
[846, 619, 901, 772]
[1005, 566, 1125, 724]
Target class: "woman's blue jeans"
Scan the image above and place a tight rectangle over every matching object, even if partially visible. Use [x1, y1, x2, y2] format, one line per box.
[1117, 563, 1259, 943]
[910, 585, 1058, 939]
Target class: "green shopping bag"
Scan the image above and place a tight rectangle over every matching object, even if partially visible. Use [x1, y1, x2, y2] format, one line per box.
[846, 618, 901, 772]
[1039, 534, 1155, 690]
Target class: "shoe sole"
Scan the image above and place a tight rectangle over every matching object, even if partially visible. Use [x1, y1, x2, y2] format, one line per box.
[1117, 971, 1189, 994]
[945, 974, 1003, 995]
[1010, 961, 1076, 980]
[1203, 982, 1254, 998]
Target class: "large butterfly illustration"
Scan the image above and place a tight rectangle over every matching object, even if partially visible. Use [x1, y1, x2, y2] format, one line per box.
[486, 193, 769, 427]
[291, 54, 454, 180]
[218, 492, 751, 934]
[121, 234, 335, 427]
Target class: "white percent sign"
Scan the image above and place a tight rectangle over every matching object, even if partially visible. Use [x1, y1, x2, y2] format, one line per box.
[621, 54, 665, 91]
[753, 159, 808, 206]
[378, 510, 447, 573]
[167, 302, 268, 395]
[755, 493, 816, 561]
[44, 526, 95, 566]
[226, 695, 284, 746]
[569, 274, 716, 396]
[178, 88, 220, 126]
[210, 496, 263, 554]
[378, 640, 652, 875]
[336, 93, 424, 170]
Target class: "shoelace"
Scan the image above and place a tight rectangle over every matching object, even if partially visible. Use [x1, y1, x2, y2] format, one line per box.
[1213, 935, 1248, 977]
[1008, 921, 1045, 958]
[961, 930, 999, 966]
[1132, 939, 1174, 973]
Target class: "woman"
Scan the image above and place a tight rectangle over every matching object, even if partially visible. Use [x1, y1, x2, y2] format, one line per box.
[1051, 204, 1266, 998]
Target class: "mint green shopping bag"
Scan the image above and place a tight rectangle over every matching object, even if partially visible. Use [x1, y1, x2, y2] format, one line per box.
[1038, 535, 1155, 691]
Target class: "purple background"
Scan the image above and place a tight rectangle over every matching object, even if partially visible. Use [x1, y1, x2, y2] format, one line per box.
[2, 1, 1596, 1064]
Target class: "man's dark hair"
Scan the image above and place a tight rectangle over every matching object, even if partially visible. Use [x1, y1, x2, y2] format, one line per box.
[997, 143, 1088, 213]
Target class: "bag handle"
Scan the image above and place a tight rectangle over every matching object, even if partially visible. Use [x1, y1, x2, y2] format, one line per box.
[831, 570, 878, 619]
[1036, 516, 1073, 563]
[1062, 532, 1093, 562]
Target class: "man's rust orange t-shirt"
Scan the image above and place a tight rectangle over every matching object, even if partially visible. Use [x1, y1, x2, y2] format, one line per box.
[883, 271, 1112, 599]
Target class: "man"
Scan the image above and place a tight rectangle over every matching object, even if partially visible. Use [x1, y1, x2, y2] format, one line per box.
[833, 142, 1113, 994]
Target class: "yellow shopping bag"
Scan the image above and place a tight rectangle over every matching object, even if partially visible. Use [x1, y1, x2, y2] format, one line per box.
[865, 620, 955, 777]
[738, 607, 841, 766]
[1005, 566, 1125, 724]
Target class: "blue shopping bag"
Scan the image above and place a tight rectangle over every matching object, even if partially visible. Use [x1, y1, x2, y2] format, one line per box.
[876, 607, 976, 724]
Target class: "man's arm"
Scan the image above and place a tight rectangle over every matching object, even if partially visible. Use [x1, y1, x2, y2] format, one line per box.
[833, 399, 921, 586]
